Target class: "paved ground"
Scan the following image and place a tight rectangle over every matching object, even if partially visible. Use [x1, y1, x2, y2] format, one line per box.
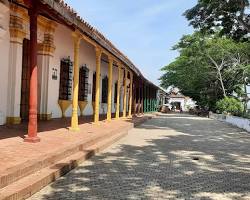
[0, 113, 141, 174]
[29, 114, 250, 200]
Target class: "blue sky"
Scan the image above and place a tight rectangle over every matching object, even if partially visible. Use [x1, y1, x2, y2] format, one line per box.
[66, 0, 197, 85]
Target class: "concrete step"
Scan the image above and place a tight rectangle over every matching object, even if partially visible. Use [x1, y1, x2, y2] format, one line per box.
[85, 129, 128, 153]
[0, 130, 129, 200]
[0, 124, 132, 190]
[133, 116, 152, 127]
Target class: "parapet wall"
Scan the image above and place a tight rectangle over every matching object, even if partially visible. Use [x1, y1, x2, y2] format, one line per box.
[209, 112, 250, 132]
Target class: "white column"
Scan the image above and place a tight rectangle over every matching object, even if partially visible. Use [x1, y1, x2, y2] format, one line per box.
[38, 53, 52, 120]
[6, 9, 26, 124]
[6, 41, 24, 124]
[38, 30, 56, 120]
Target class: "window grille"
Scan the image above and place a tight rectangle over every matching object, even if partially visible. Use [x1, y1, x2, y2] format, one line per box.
[114, 81, 118, 103]
[102, 76, 108, 103]
[59, 57, 73, 100]
[79, 65, 89, 101]
[92, 72, 96, 102]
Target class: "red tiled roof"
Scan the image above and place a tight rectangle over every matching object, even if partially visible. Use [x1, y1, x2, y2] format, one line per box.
[40, 0, 145, 77]
[168, 93, 186, 98]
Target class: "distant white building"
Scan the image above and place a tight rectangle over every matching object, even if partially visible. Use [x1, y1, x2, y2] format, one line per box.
[164, 92, 196, 112]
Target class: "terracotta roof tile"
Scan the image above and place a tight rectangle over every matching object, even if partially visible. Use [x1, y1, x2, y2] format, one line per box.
[39, 0, 157, 83]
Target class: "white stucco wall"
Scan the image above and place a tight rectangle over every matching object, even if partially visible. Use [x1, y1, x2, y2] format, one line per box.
[0, 3, 10, 125]
[168, 98, 185, 111]
[209, 112, 250, 133]
[48, 23, 122, 118]
[0, 8, 125, 124]
[167, 97, 196, 112]
[48, 24, 74, 118]
[78, 38, 96, 116]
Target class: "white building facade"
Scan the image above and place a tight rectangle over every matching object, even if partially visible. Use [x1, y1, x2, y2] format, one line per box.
[0, 0, 159, 128]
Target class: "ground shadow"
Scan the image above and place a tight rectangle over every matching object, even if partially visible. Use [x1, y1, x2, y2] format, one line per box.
[30, 114, 250, 200]
[0, 113, 122, 140]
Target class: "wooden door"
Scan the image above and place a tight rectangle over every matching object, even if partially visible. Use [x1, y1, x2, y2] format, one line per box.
[20, 39, 30, 120]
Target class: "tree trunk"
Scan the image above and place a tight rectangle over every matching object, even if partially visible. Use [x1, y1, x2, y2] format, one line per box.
[218, 70, 227, 97]
[207, 54, 227, 97]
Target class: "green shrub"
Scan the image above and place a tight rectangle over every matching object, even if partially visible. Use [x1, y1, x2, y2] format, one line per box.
[216, 97, 243, 116]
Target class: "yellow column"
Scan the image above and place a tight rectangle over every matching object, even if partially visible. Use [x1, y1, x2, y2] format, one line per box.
[70, 32, 81, 131]
[107, 56, 113, 121]
[122, 68, 128, 118]
[115, 63, 121, 119]
[128, 71, 133, 117]
[94, 47, 102, 123]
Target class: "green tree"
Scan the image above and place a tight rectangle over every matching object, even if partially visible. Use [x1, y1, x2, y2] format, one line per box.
[160, 33, 250, 110]
[184, 0, 250, 40]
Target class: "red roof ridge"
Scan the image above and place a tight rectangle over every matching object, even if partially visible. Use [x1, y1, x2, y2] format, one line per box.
[37, 0, 158, 88]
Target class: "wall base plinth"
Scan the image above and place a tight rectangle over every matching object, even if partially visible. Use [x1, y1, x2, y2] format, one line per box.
[6, 117, 21, 125]
[38, 113, 52, 121]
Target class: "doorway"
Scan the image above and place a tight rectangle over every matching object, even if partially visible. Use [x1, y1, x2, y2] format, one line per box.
[20, 39, 30, 120]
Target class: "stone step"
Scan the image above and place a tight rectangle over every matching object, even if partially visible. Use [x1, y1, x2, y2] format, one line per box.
[0, 124, 132, 190]
[133, 116, 152, 127]
[0, 130, 129, 200]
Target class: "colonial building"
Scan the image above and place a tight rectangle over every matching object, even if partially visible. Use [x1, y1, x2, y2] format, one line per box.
[164, 90, 196, 112]
[0, 0, 160, 142]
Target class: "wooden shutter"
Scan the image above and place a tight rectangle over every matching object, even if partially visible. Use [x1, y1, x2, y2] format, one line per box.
[114, 81, 118, 103]
[92, 72, 96, 102]
[102, 76, 108, 103]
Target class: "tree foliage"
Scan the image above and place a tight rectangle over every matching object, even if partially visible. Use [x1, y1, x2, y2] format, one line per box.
[216, 97, 243, 116]
[184, 0, 250, 40]
[160, 33, 250, 110]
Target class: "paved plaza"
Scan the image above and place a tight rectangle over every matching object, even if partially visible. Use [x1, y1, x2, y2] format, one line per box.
[29, 114, 250, 200]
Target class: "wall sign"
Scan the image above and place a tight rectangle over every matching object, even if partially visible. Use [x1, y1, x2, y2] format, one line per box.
[52, 68, 58, 80]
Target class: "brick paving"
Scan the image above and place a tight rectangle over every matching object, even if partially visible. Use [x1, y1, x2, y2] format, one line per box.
[29, 113, 250, 200]
[0, 114, 142, 175]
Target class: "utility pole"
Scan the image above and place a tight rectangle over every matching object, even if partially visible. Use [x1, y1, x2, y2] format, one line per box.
[244, 77, 249, 115]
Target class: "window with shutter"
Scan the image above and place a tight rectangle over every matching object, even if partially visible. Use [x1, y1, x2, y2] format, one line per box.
[102, 76, 108, 103]
[79, 65, 89, 101]
[92, 72, 96, 102]
[114, 81, 118, 103]
[59, 58, 73, 100]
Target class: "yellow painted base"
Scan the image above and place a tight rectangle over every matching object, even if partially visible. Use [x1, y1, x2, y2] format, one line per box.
[69, 127, 80, 132]
[91, 122, 101, 126]
[58, 100, 72, 118]
[6, 117, 21, 125]
[38, 113, 52, 121]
